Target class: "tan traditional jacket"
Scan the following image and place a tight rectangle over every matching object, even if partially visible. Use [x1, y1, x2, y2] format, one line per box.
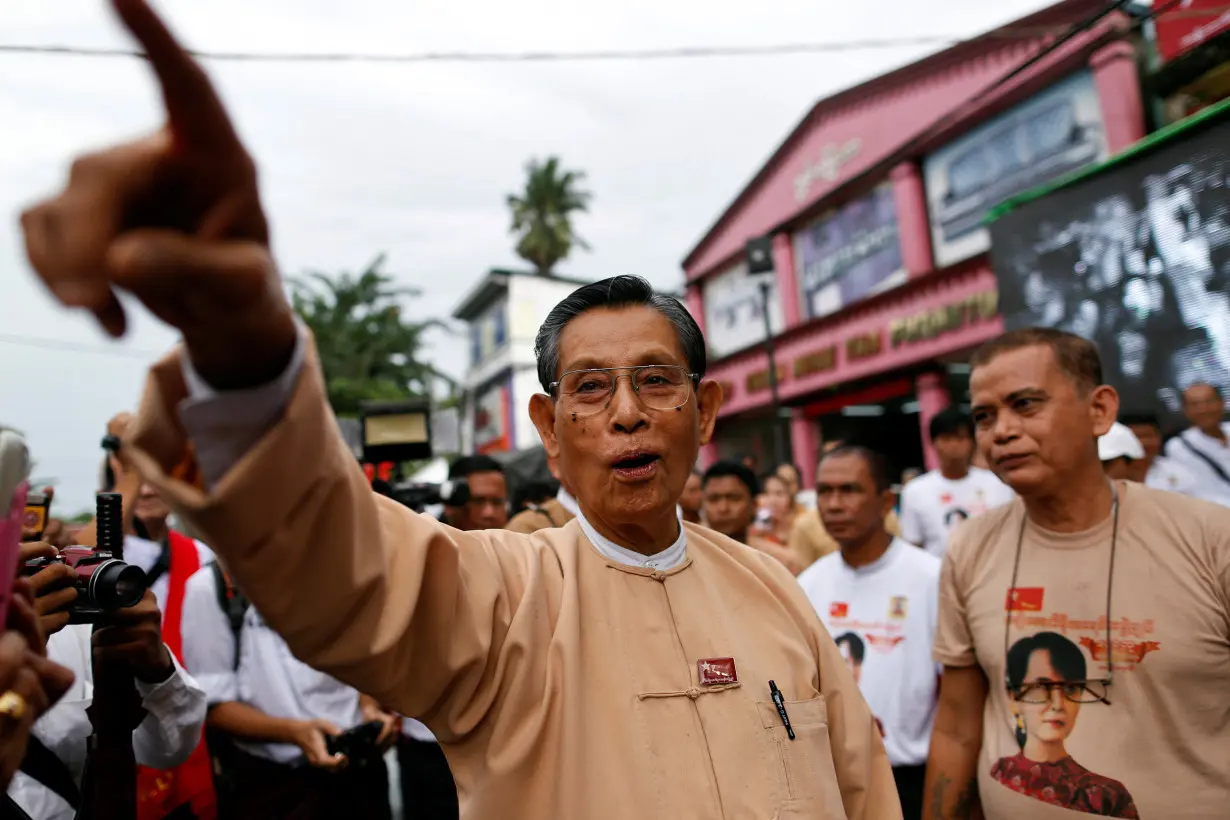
[126, 344, 899, 820]
[505, 498, 575, 534]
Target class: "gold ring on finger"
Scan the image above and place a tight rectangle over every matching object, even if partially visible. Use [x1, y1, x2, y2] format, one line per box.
[0, 690, 27, 721]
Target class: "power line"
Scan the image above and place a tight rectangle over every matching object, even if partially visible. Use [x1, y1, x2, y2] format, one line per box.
[0, 332, 163, 360]
[0, 28, 1076, 64]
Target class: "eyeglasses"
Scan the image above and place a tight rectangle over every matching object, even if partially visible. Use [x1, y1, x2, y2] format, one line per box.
[550, 366, 698, 418]
[1010, 679, 1109, 704]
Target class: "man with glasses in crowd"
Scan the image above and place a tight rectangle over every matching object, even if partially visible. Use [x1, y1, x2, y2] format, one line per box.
[17, 7, 897, 816]
[924, 327, 1230, 820]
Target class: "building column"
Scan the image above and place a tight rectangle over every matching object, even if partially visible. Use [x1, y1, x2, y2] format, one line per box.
[685, 283, 706, 336]
[699, 440, 720, 471]
[891, 161, 935, 279]
[771, 232, 801, 328]
[790, 410, 820, 488]
[1090, 40, 1146, 154]
[916, 371, 952, 472]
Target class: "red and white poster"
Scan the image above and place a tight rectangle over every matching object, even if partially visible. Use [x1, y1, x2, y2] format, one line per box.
[1155, 0, 1230, 64]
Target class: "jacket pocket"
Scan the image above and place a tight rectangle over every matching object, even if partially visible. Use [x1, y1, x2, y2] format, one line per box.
[758, 697, 847, 816]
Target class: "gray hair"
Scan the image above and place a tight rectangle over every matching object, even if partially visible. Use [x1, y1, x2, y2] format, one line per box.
[534, 275, 707, 392]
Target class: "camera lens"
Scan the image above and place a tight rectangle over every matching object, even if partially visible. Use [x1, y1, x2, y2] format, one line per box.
[88, 560, 147, 609]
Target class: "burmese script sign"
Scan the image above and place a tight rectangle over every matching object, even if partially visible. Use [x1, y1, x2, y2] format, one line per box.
[888, 290, 999, 348]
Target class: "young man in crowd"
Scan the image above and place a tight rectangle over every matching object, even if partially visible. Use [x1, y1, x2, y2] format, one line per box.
[1164, 382, 1230, 506]
[678, 469, 704, 525]
[505, 458, 578, 534]
[1120, 412, 1204, 497]
[790, 439, 902, 570]
[899, 409, 1014, 559]
[179, 565, 400, 820]
[925, 328, 1230, 820]
[797, 446, 941, 820]
[701, 461, 802, 573]
[441, 456, 509, 530]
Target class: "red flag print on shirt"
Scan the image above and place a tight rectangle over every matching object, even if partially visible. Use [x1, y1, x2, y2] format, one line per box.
[1005, 587, 1044, 612]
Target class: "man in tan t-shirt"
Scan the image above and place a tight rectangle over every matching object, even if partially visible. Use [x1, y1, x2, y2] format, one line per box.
[925, 327, 1230, 820]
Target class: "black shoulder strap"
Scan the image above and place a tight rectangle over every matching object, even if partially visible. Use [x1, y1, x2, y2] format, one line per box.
[143, 540, 172, 590]
[0, 795, 33, 820]
[210, 562, 250, 671]
[1178, 436, 1230, 486]
[17, 734, 81, 810]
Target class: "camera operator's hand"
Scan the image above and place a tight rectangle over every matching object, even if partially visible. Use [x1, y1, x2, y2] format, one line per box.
[289, 719, 347, 771]
[358, 694, 401, 751]
[20, 0, 297, 391]
[19, 542, 78, 637]
[91, 589, 174, 684]
[0, 585, 76, 788]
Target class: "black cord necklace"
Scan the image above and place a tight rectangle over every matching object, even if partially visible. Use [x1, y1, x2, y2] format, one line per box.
[1005, 481, 1120, 703]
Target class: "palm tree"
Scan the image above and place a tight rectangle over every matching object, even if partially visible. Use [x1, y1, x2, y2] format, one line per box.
[506, 156, 593, 275]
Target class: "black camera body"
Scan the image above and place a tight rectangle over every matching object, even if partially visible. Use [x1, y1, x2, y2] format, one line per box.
[325, 721, 385, 764]
[22, 545, 147, 624]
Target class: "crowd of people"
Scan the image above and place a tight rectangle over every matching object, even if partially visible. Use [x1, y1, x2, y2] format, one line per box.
[1, 3, 1227, 818]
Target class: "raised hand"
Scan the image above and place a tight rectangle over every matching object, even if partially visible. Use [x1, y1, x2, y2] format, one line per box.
[20, 0, 296, 390]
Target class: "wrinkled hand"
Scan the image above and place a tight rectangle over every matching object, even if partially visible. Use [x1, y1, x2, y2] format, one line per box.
[359, 694, 401, 751]
[19, 542, 77, 637]
[20, 0, 296, 390]
[92, 589, 173, 683]
[0, 584, 76, 788]
[290, 719, 346, 771]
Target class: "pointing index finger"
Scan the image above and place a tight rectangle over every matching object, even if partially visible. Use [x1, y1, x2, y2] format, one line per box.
[110, 0, 241, 152]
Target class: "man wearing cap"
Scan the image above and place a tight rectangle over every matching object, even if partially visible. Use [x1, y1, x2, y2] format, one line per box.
[1098, 422, 1147, 483]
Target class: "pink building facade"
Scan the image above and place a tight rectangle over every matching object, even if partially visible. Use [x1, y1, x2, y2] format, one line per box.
[685, 0, 1146, 487]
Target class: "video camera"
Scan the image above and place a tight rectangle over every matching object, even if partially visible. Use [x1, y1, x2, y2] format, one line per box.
[21, 491, 146, 624]
[325, 720, 385, 764]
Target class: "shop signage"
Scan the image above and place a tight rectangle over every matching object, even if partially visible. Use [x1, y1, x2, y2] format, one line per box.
[716, 380, 736, 401]
[922, 71, 1107, 268]
[845, 330, 883, 362]
[793, 345, 838, 379]
[889, 290, 999, 348]
[1155, 0, 1230, 64]
[746, 364, 789, 394]
[702, 261, 784, 359]
[474, 381, 511, 454]
[793, 138, 863, 203]
[793, 183, 906, 320]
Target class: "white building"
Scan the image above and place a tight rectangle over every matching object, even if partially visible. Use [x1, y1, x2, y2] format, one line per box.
[453, 269, 594, 455]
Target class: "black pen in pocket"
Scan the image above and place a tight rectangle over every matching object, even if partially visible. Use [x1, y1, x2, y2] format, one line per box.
[769, 680, 795, 740]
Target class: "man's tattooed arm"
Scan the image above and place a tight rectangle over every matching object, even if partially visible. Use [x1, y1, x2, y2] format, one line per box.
[929, 773, 981, 820]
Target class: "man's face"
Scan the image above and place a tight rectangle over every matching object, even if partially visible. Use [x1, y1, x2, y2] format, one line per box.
[1127, 423, 1161, 462]
[933, 429, 974, 473]
[702, 476, 755, 539]
[775, 464, 801, 499]
[530, 306, 719, 530]
[134, 483, 170, 524]
[679, 473, 703, 517]
[1183, 384, 1225, 433]
[1101, 457, 1132, 481]
[815, 453, 889, 549]
[450, 470, 508, 530]
[970, 345, 1116, 496]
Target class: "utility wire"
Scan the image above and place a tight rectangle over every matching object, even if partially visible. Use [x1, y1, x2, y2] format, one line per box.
[0, 26, 1096, 64]
[0, 332, 164, 360]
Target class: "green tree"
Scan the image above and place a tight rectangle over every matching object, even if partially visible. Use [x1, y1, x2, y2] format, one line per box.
[290, 254, 444, 416]
[506, 156, 592, 275]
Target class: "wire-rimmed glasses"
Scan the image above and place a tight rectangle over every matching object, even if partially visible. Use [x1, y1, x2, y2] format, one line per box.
[549, 365, 698, 418]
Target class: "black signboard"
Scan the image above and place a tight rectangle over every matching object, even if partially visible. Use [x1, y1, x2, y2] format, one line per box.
[988, 101, 1230, 418]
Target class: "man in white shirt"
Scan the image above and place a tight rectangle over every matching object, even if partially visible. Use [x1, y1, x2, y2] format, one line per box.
[10, 542, 207, 820]
[1165, 382, 1230, 506]
[797, 445, 941, 820]
[899, 409, 1015, 558]
[180, 564, 398, 820]
[1121, 412, 1206, 497]
[1097, 422, 1147, 482]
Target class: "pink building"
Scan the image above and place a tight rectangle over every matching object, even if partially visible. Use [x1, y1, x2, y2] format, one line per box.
[682, 0, 1146, 487]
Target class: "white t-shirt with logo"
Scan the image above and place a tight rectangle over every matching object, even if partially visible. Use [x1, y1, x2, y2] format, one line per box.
[900, 467, 1015, 558]
[796, 538, 941, 767]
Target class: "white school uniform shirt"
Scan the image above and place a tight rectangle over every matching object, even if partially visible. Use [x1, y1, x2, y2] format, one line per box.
[180, 565, 367, 764]
[1165, 423, 1230, 507]
[899, 467, 1015, 558]
[795, 539, 940, 768]
[1145, 455, 1207, 499]
[7, 626, 207, 820]
[122, 534, 215, 617]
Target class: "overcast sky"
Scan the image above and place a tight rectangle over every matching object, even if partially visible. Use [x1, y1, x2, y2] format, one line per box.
[0, 0, 1053, 514]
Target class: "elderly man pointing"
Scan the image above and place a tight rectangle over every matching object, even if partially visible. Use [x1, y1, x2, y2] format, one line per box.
[20, 3, 896, 818]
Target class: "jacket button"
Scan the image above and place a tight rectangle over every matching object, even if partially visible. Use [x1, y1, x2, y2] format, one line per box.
[651, 570, 667, 582]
